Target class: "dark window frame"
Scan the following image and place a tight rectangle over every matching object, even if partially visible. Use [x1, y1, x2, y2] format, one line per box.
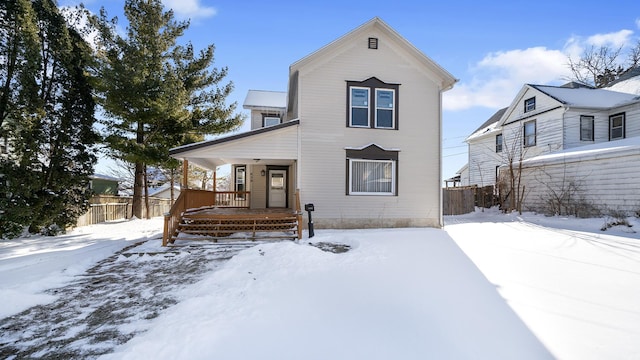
[580, 115, 594, 141]
[233, 165, 246, 199]
[496, 133, 503, 153]
[345, 144, 399, 196]
[524, 97, 536, 113]
[346, 77, 400, 130]
[523, 120, 536, 147]
[609, 112, 625, 140]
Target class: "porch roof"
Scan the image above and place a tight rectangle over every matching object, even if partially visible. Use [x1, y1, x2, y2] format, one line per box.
[169, 120, 300, 170]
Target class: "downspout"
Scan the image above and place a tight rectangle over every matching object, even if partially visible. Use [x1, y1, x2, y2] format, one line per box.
[297, 121, 302, 190]
[438, 88, 444, 228]
[562, 106, 569, 150]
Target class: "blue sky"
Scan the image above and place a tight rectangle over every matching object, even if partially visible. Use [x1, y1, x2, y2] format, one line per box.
[65, 0, 640, 180]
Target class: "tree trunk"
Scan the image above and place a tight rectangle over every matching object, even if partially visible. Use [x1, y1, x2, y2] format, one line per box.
[144, 165, 150, 219]
[132, 161, 144, 218]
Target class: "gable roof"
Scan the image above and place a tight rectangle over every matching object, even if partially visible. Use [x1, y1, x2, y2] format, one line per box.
[243, 90, 287, 110]
[530, 84, 640, 109]
[466, 107, 507, 141]
[289, 17, 457, 91]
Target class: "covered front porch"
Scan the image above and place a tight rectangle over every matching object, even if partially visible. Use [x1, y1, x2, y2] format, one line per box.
[162, 189, 302, 246]
[163, 120, 301, 246]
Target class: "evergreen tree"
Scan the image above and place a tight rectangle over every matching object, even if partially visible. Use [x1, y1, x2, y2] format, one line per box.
[94, 0, 242, 219]
[0, 0, 98, 238]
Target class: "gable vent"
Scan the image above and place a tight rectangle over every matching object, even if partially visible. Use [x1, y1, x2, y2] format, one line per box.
[368, 37, 378, 49]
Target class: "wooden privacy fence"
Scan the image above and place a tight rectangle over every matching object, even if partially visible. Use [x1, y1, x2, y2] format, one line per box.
[442, 185, 496, 215]
[443, 187, 475, 215]
[75, 196, 173, 227]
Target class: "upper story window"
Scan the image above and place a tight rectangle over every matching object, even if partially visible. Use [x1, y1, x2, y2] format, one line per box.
[350, 87, 370, 127]
[375, 89, 395, 128]
[495, 133, 503, 152]
[609, 113, 625, 140]
[262, 114, 281, 127]
[580, 115, 594, 141]
[347, 77, 399, 130]
[523, 120, 536, 147]
[524, 97, 536, 113]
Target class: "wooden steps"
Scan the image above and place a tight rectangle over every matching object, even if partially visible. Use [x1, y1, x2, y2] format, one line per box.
[170, 209, 300, 243]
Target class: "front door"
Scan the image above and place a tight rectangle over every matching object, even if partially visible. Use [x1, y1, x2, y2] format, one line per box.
[268, 169, 287, 208]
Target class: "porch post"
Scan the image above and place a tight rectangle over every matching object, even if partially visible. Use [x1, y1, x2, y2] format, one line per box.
[213, 170, 217, 205]
[182, 159, 189, 189]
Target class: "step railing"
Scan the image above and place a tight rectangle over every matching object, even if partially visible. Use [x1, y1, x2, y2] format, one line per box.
[162, 189, 251, 246]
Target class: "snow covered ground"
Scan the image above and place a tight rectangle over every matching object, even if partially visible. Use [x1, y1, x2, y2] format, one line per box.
[1, 210, 639, 359]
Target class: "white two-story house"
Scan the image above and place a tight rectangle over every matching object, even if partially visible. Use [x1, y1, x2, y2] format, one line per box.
[169, 17, 457, 229]
[465, 81, 640, 214]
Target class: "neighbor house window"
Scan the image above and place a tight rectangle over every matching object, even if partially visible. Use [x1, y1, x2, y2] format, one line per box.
[346, 144, 399, 196]
[524, 97, 536, 112]
[496, 133, 503, 152]
[234, 166, 246, 199]
[347, 77, 399, 129]
[580, 115, 594, 141]
[263, 115, 281, 127]
[523, 120, 536, 147]
[609, 113, 625, 140]
[349, 159, 395, 195]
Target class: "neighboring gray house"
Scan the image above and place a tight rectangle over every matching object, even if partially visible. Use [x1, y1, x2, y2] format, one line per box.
[169, 17, 457, 229]
[465, 79, 640, 215]
[149, 183, 181, 200]
[89, 174, 120, 196]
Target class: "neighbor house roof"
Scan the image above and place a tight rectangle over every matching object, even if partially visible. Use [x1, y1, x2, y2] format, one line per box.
[530, 84, 640, 109]
[90, 173, 120, 182]
[606, 67, 640, 95]
[466, 107, 507, 141]
[243, 90, 287, 109]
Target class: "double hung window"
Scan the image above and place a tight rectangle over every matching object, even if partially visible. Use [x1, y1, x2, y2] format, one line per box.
[609, 113, 625, 140]
[347, 77, 399, 129]
[495, 134, 503, 152]
[524, 97, 536, 112]
[523, 120, 536, 147]
[580, 115, 594, 141]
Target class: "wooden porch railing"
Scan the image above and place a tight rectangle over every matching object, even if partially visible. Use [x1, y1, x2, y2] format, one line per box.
[163, 189, 250, 246]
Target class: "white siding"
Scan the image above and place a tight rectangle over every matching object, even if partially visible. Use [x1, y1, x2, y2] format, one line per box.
[519, 149, 640, 215]
[621, 103, 640, 138]
[500, 91, 565, 164]
[183, 126, 298, 161]
[467, 133, 504, 186]
[296, 28, 445, 228]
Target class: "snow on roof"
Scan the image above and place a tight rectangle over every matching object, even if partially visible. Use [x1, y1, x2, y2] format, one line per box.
[521, 136, 640, 167]
[606, 70, 640, 95]
[242, 90, 286, 109]
[90, 173, 121, 182]
[148, 183, 181, 196]
[531, 85, 640, 109]
[466, 107, 507, 142]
